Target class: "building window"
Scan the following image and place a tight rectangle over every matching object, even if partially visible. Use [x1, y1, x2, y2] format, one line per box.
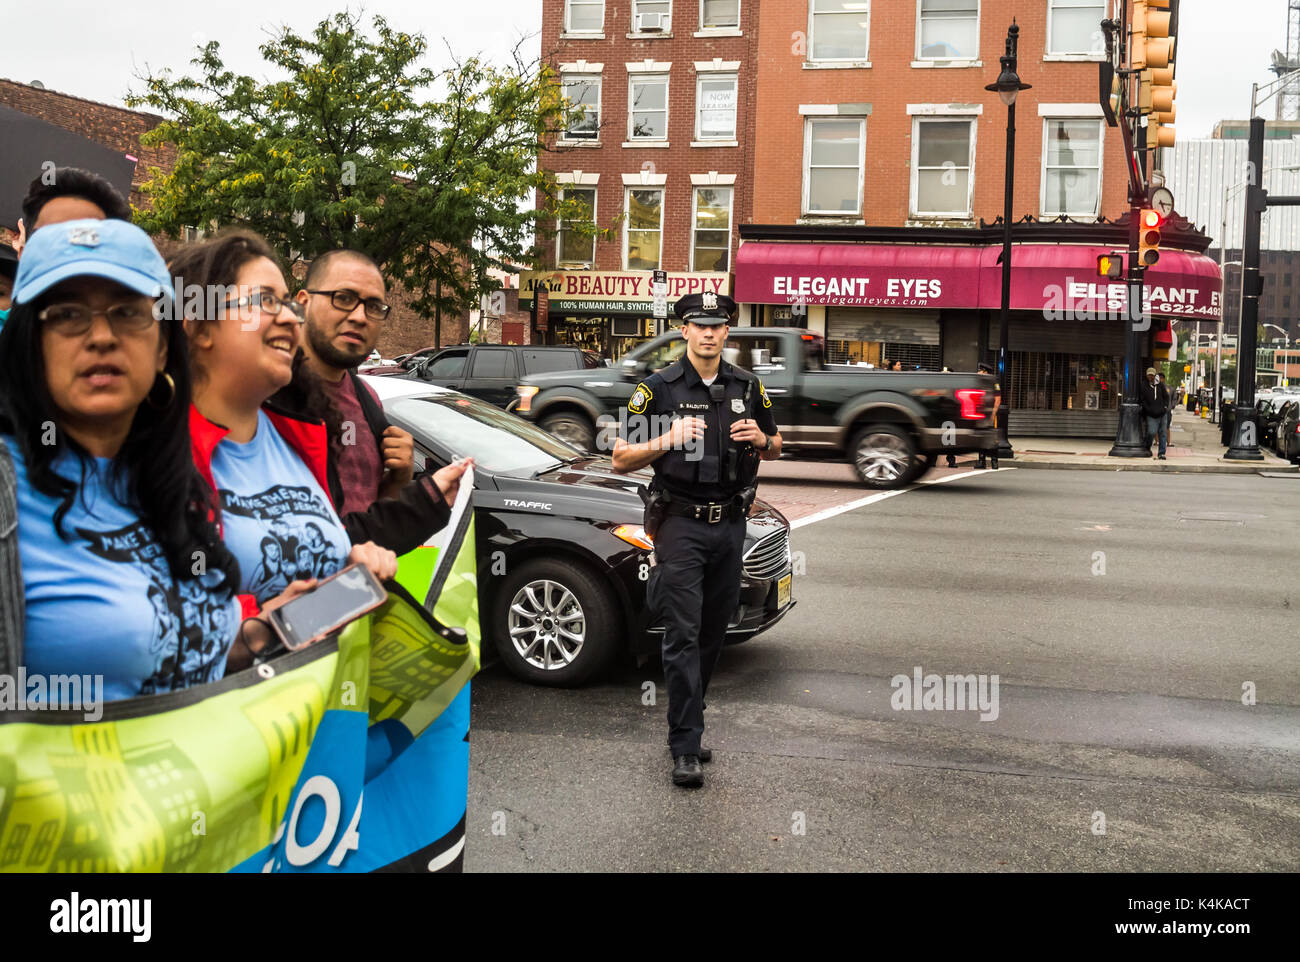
[565, 0, 605, 33]
[1042, 119, 1102, 217]
[917, 0, 979, 60]
[1047, 0, 1105, 55]
[633, 0, 672, 32]
[557, 187, 597, 266]
[701, 0, 740, 28]
[625, 188, 664, 270]
[804, 118, 865, 214]
[561, 74, 601, 140]
[692, 186, 733, 271]
[912, 118, 974, 216]
[810, 0, 871, 62]
[696, 74, 738, 140]
[629, 75, 669, 140]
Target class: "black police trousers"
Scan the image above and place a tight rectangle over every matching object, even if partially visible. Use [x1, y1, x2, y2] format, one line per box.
[647, 511, 747, 757]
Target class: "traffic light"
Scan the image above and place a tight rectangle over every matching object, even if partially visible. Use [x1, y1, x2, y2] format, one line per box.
[1134, 0, 1177, 147]
[1137, 209, 1162, 267]
[1097, 253, 1124, 279]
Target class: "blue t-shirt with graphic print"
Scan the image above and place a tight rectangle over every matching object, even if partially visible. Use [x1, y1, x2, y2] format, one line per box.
[8, 436, 240, 702]
[209, 410, 352, 605]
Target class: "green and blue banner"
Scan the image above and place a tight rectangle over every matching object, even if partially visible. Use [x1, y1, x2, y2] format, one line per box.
[0, 485, 479, 873]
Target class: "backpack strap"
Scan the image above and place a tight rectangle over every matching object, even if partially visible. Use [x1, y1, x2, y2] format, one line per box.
[0, 436, 25, 678]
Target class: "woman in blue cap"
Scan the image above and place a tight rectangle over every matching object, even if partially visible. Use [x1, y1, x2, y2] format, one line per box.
[0, 218, 270, 700]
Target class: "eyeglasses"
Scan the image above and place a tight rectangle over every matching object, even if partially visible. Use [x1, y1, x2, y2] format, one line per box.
[37, 301, 159, 336]
[223, 290, 305, 321]
[306, 289, 391, 321]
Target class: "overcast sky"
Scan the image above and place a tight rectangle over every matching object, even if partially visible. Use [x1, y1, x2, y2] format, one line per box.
[0, 1, 1288, 139]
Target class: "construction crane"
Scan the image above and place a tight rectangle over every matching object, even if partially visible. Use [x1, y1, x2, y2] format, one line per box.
[1271, 0, 1300, 120]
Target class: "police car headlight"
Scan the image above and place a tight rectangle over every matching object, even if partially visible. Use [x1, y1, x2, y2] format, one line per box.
[517, 385, 540, 412]
[612, 524, 654, 550]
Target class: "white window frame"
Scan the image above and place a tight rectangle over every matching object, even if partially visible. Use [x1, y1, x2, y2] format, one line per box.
[699, 0, 740, 30]
[909, 116, 977, 218]
[1039, 115, 1104, 219]
[802, 116, 867, 216]
[690, 185, 734, 273]
[1045, 0, 1107, 58]
[808, 0, 871, 64]
[559, 71, 603, 142]
[695, 73, 738, 141]
[564, 0, 605, 35]
[556, 186, 598, 267]
[628, 73, 670, 141]
[632, 0, 673, 33]
[914, 0, 981, 63]
[623, 186, 665, 271]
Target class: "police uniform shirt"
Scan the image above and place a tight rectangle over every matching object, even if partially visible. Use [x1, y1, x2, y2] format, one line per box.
[624, 356, 778, 503]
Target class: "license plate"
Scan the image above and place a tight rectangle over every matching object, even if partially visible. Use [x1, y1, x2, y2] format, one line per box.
[776, 573, 792, 609]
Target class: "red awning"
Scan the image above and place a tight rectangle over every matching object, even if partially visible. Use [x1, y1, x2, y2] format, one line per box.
[735, 241, 1223, 320]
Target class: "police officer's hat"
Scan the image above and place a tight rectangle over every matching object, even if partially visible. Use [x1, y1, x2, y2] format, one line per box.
[674, 291, 737, 325]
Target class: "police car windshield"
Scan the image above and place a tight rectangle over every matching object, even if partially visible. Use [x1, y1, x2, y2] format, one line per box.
[386, 394, 581, 475]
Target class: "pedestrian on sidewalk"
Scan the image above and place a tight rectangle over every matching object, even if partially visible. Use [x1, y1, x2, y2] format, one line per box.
[942, 366, 957, 467]
[1141, 367, 1170, 459]
[976, 362, 1000, 470]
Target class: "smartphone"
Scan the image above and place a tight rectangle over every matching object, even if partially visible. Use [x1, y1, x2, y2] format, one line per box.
[267, 563, 388, 651]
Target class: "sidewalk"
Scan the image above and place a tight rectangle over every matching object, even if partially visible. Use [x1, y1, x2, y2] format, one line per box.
[999, 408, 1298, 475]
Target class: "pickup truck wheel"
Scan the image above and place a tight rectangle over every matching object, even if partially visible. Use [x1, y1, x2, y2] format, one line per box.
[849, 425, 919, 489]
[541, 412, 596, 453]
[491, 558, 620, 687]
[907, 451, 938, 483]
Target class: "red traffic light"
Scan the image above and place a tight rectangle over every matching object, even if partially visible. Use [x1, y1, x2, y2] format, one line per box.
[1142, 209, 1162, 228]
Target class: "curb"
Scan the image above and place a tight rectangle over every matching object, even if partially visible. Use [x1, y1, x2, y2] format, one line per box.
[1005, 459, 1297, 475]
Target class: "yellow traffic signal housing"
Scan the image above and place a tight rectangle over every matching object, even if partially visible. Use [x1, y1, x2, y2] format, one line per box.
[1132, 0, 1174, 70]
[1137, 209, 1163, 267]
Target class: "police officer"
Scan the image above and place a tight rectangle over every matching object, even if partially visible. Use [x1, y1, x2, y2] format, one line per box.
[611, 292, 781, 788]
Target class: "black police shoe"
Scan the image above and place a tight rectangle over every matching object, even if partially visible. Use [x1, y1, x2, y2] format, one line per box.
[672, 755, 704, 787]
[699, 747, 713, 763]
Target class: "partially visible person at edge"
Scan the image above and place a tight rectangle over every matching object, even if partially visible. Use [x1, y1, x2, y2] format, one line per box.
[0, 218, 265, 700]
[0, 243, 15, 329]
[276, 248, 470, 523]
[976, 362, 1000, 470]
[2, 166, 132, 330]
[168, 231, 401, 668]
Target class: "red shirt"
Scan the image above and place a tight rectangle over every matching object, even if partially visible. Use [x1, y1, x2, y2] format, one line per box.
[322, 374, 384, 517]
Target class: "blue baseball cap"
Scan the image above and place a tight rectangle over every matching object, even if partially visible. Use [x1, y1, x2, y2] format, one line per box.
[12, 218, 171, 306]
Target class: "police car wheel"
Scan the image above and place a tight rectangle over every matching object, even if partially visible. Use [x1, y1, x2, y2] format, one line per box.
[493, 558, 619, 687]
[849, 425, 919, 489]
[541, 413, 596, 453]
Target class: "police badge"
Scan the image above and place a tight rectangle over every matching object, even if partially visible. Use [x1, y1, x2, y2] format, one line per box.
[731, 398, 744, 414]
[701, 291, 718, 312]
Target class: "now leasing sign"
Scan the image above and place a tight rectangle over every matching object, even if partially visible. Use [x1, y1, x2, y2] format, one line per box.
[520, 270, 731, 315]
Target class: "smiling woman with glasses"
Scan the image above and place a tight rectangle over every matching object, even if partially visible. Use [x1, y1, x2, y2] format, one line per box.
[0, 218, 245, 700]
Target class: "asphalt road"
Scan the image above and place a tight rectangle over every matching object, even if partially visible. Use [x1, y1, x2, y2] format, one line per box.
[465, 468, 1300, 871]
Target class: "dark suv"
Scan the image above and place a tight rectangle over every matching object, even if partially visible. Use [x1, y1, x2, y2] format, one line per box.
[376, 345, 601, 408]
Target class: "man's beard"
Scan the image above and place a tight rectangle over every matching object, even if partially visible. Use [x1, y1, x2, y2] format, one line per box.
[306, 319, 367, 370]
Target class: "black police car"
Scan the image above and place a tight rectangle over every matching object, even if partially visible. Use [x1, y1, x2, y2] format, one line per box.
[361, 375, 796, 687]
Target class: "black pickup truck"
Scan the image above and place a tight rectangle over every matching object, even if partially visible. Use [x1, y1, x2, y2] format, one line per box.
[512, 327, 998, 489]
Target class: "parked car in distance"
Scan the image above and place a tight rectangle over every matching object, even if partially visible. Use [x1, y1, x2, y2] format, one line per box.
[361, 375, 796, 686]
[379, 344, 599, 408]
[1274, 399, 1300, 461]
[1256, 395, 1287, 448]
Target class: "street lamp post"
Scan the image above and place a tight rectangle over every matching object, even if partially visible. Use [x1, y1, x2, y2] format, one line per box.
[1215, 259, 1242, 422]
[985, 21, 1030, 462]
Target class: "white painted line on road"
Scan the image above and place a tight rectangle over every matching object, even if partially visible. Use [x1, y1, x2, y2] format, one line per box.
[790, 467, 1014, 528]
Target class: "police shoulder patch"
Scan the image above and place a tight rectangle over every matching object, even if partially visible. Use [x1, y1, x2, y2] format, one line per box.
[758, 381, 772, 409]
[628, 382, 653, 414]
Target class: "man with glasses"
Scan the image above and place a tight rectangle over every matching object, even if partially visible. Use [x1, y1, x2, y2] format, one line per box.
[291, 249, 428, 516]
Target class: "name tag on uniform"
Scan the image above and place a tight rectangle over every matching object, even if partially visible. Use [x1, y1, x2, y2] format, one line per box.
[678, 402, 709, 411]
[731, 399, 745, 414]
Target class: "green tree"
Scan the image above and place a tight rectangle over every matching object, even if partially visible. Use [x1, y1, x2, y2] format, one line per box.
[127, 10, 596, 320]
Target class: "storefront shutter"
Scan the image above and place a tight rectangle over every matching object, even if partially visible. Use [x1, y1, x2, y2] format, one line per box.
[827, 308, 941, 345]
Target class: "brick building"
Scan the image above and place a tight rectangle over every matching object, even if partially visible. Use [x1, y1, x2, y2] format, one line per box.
[524, 0, 759, 357]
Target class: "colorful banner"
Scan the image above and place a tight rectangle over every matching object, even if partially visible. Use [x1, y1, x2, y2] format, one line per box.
[0, 487, 479, 873]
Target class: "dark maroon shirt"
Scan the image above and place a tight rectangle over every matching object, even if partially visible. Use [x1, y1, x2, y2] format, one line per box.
[322, 374, 384, 516]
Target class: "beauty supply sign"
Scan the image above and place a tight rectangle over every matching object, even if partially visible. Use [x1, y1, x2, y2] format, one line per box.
[520, 270, 731, 315]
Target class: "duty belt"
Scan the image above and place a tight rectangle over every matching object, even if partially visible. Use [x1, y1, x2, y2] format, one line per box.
[664, 498, 737, 524]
